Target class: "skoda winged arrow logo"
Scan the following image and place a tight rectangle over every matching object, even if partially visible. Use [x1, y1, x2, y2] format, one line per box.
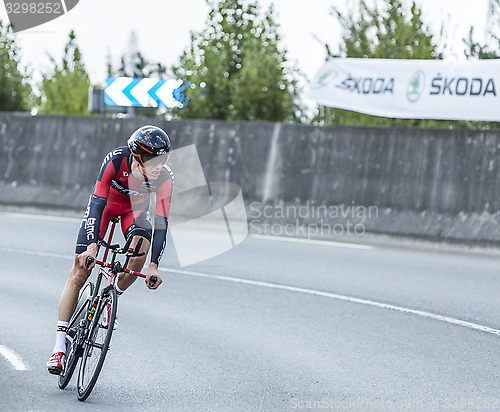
[407, 70, 425, 103]
[4, 0, 79, 32]
[310, 66, 338, 90]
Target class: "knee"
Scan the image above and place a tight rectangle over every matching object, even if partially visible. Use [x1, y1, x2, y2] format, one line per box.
[128, 254, 147, 271]
[68, 266, 90, 289]
[126, 236, 150, 271]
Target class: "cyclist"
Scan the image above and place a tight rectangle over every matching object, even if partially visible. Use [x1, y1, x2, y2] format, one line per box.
[47, 125, 174, 375]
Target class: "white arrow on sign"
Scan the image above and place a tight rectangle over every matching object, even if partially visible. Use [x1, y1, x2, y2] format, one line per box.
[104, 77, 185, 108]
[130, 78, 159, 107]
[105, 77, 134, 106]
[156, 79, 184, 108]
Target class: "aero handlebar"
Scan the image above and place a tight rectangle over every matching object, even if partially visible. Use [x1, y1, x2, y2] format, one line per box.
[85, 256, 158, 286]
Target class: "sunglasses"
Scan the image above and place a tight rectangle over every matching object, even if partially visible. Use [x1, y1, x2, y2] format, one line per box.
[142, 153, 170, 166]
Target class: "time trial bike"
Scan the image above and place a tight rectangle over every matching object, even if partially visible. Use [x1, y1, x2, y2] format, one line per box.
[57, 217, 157, 401]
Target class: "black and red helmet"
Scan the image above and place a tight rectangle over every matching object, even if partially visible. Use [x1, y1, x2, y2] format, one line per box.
[127, 125, 171, 167]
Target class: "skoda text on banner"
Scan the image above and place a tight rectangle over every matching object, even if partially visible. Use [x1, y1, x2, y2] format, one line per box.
[305, 58, 500, 121]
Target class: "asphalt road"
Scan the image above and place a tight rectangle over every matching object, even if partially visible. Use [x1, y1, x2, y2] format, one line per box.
[0, 211, 499, 411]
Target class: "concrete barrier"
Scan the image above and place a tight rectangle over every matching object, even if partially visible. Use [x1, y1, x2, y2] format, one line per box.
[1, 112, 499, 243]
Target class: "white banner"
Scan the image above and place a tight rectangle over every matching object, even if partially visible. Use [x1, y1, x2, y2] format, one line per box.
[305, 58, 500, 121]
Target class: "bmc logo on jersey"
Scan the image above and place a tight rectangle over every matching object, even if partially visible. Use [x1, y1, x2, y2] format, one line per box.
[101, 148, 123, 168]
[111, 180, 143, 197]
[157, 149, 167, 155]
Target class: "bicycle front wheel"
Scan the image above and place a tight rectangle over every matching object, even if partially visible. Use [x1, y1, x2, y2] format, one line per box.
[59, 282, 94, 389]
[76, 287, 117, 401]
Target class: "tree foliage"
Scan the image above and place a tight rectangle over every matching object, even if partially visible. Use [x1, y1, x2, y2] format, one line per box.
[39, 30, 90, 114]
[0, 19, 31, 111]
[464, 28, 499, 59]
[458, 0, 500, 129]
[333, 0, 440, 60]
[172, 0, 301, 122]
[108, 32, 168, 78]
[464, 0, 500, 59]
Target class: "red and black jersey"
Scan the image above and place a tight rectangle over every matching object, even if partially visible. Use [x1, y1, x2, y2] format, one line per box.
[82, 146, 173, 265]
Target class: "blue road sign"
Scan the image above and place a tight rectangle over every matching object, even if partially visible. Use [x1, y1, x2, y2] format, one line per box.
[104, 77, 186, 108]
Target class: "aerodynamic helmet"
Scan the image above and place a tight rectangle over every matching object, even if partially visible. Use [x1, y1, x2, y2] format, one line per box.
[127, 125, 171, 167]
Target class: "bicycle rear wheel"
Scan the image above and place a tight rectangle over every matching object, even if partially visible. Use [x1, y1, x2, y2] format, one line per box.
[76, 287, 117, 401]
[59, 282, 94, 389]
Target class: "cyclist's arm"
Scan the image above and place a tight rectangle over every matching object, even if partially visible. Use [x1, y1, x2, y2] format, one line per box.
[146, 214, 168, 290]
[84, 150, 121, 250]
[150, 172, 173, 265]
[84, 193, 107, 251]
[150, 215, 169, 266]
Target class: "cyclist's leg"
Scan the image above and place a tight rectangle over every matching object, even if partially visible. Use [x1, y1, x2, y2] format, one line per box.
[48, 203, 116, 372]
[58, 254, 92, 322]
[48, 253, 94, 374]
[116, 210, 152, 291]
[58, 204, 116, 321]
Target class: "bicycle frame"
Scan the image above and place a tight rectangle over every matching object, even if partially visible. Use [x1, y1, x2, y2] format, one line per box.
[66, 217, 149, 358]
[87, 218, 148, 320]
[60, 217, 156, 400]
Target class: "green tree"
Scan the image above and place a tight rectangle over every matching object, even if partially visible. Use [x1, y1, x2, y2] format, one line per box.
[39, 30, 90, 114]
[460, 0, 500, 129]
[334, 0, 440, 60]
[464, 28, 499, 59]
[464, 0, 500, 59]
[111, 32, 167, 78]
[0, 19, 31, 111]
[172, 0, 301, 121]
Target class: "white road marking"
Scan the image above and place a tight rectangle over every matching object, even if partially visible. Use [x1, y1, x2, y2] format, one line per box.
[162, 267, 500, 337]
[0, 212, 81, 223]
[0, 345, 29, 371]
[251, 234, 373, 249]
[0, 212, 372, 249]
[1, 246, 498, 337]
[0, 247, 71, 261]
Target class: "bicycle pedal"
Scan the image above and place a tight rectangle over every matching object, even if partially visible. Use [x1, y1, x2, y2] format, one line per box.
[48, 366, 63, 375]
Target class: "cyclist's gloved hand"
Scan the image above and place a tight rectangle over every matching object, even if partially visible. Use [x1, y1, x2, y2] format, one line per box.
[78, 244, 98, 270]
[145, 263, 162, 290]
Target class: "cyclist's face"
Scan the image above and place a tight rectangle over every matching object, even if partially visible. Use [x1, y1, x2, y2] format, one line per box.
[142, 154, 169, 180]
